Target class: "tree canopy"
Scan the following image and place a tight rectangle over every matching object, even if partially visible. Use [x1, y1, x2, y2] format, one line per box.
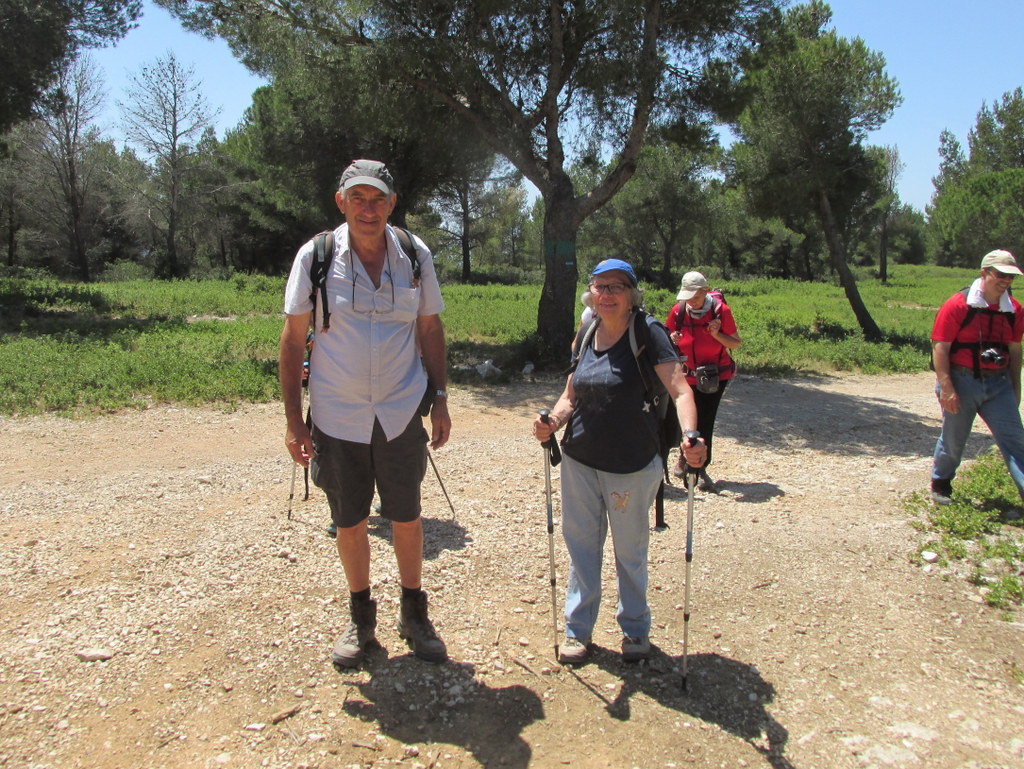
[160, 0, 782, 357]
[0, 0, 141, 139]
[732, 0, 900, 340]
[929, 87, 1024, 266]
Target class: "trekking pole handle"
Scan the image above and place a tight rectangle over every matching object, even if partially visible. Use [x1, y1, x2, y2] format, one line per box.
[539, 410, 562, 464]
[682, 430, 701, 478]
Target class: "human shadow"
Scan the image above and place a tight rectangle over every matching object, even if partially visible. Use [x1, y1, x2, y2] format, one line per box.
[337, 655, 543, 768]
[366, 515, 469, 560]
[589, 648, 795, 769]
[659, 480, 785, 505]
[716, 375, 970, 461]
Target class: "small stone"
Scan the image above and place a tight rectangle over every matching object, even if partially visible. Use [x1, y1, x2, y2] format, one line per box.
[921, 551, 939, 563]
[244, 723, 266, 731]
[76, 648, 114, 662]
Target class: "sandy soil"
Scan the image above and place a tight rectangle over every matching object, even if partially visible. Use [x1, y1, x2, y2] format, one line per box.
[1, 372, 1022, 769]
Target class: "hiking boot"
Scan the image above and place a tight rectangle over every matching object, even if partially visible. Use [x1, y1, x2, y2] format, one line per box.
[398, 591, 448, 663]
[698, 469, 718, 493]
[621, 635, 651, 662]
[672, 461, 687, 479]
[331, 598, 377, 668]
[557, 636, 591, 665]
[931, 479, 953, 506]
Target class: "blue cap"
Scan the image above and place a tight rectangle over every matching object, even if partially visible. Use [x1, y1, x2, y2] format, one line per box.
[590, 259, 637, 286]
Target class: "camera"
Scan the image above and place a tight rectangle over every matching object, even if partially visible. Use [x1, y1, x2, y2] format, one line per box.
[980, 348, 1006, 366]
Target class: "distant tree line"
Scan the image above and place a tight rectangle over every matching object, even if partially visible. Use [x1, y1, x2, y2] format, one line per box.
[1, 1, 1022, 355]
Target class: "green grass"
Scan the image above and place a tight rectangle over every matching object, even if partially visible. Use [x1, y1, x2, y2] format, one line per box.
[905, 447, 1024, 613]
[0, 263, 986, 414]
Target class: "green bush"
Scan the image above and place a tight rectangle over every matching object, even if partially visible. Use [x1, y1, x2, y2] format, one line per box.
[0, 263, 994, 414]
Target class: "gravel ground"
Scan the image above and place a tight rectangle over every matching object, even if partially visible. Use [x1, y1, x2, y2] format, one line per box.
[1, 372, 1023, 769]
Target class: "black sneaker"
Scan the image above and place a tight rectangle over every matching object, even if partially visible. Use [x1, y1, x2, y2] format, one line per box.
[930, 479, 953, 506]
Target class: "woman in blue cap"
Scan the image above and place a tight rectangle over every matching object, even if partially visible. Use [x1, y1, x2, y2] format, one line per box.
[532, 258, 706, 665]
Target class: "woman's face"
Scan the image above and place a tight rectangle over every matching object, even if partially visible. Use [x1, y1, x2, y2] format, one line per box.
[589, 270, 634, 319]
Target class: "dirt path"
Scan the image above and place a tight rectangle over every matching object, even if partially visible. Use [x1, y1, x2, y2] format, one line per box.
[1, 372, 1022, 769]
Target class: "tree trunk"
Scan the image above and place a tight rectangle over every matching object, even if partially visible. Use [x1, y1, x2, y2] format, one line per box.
[460, 186, 471, 282]
[537, 183, 581, 359]
[4, 196, 17, 268]
[878, 210, 889, 284]
[817, 187, 883, 342]
[67, 165, 89, 282]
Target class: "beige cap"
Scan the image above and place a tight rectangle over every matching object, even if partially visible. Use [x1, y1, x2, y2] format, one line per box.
[980, 249, 1023, 275]
[676, 271, 708, 301]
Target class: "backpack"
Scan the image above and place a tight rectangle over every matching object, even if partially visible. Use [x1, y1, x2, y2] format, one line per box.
[568, 310, 683, 483]
[931, 287, 1016, 377]
[309, 225, 421, 331]
[706, 288, 725, 318]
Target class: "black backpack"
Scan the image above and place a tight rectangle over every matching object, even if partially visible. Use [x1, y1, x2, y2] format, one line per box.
[931, 287, 1016, 377]
[568, 310, 683, 482]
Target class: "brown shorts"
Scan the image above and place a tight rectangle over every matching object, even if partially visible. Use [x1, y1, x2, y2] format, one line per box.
[310, 416, 428, 528]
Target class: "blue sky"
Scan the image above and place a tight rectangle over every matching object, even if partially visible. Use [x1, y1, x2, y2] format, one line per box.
[91, 1, 1024, 213]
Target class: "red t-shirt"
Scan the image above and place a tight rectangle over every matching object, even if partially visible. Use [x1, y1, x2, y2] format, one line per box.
[931, 291, 1024, 370]
[666, 297, 738, 384]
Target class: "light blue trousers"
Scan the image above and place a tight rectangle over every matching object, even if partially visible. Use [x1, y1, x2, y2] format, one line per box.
[559, 453, 663, 640]
[932, 368, 1024, 500]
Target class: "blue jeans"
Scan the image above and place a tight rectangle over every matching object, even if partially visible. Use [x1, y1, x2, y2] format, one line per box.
[932, 368, 1024, 500]
[559, 453, 663, 640]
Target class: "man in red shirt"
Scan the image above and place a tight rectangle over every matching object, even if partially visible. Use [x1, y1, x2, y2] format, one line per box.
[930, 249, 1024, 505]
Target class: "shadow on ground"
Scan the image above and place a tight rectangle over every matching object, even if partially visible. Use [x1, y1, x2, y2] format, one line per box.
[337, 655, 543, 768]
[589, 648, 795, 769]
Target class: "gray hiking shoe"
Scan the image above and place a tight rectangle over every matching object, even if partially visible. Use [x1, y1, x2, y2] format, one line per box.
[698, 469, 718, 493]
[557, 636, 591, 665]
[621, 635, 651, 662]
[331, 598, 377, 668]
[398, 591, 448, 663]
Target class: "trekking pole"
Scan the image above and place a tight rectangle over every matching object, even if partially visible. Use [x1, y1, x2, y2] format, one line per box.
[539, 409, 562, 658]
[287, 461, 297, 520]
[427, 450, 457, 520]
[680, 429, 701, 692]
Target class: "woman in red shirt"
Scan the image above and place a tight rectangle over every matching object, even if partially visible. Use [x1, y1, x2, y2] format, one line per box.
[666, 271, 741, 491]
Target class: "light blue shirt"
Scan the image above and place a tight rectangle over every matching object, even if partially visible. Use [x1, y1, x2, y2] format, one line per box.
[283, 224, 445, 442]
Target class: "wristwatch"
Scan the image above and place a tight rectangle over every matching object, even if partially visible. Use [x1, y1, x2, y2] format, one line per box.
[434, 389, 448, 399]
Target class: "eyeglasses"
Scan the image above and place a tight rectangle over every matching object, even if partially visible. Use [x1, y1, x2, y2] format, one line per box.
[983, 270, 1015, 282]
[589, 282, 629, 295]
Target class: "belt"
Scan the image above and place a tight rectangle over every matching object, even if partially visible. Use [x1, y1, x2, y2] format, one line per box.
[951, 364, 1008, 378]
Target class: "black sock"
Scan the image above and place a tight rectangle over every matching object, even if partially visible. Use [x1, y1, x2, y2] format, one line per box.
[401, 586, 423, 601]
[350, 588, 371, 604]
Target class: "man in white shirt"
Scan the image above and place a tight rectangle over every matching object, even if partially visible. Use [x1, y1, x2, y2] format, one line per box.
[280, 159, 451, 666]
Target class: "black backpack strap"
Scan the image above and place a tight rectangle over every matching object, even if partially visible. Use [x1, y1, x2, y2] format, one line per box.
[392, 225, 421, 287]
[628, 310, 661, 406]
[309, 230, 335, 331]
[948, 286, 1016, 378]
[567, 316, 600, 374]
